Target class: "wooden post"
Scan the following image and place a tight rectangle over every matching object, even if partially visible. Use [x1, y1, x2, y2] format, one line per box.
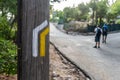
[17, 0, 49, 80]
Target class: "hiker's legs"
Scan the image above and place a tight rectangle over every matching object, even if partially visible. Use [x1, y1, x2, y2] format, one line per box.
[102, 34, 106, 43]
[94, 42, 100, 48]
[95, 42, 100, 48]
[94, 36, 101, 48]
[104, 35, 107, 43]
[95, 42, 97, 46]
[97, 36, 101, 48]
[103, 32, 107, 43]
[102, 35, 104, 43]
[94, 37, 97, 48]
[98, 42, 100, 48]
[94, 42, 97, 48]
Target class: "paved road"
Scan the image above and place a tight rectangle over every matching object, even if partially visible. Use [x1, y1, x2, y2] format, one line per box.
[50, 23, 120, 80]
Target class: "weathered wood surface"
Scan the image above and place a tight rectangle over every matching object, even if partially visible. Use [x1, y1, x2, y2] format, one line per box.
[17, 0, 49, 80]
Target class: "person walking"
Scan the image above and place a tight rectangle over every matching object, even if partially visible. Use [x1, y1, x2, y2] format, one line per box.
[102, 24, 108, 43]
[94, 25, 102, 48]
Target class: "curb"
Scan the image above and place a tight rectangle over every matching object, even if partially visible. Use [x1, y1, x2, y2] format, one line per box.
[50, 42, 93, 80]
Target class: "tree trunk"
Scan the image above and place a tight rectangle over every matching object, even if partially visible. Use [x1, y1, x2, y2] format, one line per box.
[99, 17, 102, 26]
[17, 0, 49, 80]
[92, 10, 95, 25]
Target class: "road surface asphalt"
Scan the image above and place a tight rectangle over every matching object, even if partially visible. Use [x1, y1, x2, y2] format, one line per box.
[50, 23, 120, 80]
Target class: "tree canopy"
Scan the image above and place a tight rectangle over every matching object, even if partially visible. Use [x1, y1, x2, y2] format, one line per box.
[51, 0, 120, 25]
[110, 0, 120, 16]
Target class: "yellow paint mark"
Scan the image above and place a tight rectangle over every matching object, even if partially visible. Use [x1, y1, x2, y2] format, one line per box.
[40, 27, 49, 57]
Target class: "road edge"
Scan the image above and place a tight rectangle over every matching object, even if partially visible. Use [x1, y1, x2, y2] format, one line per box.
[50, 42, 94, 80]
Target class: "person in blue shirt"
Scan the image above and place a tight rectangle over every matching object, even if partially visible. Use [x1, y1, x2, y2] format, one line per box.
[102, 24, 108, 43]
[94, 26, 102, 48]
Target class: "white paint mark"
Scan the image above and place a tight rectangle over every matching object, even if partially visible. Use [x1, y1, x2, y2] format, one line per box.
[32, 20, 48, 57]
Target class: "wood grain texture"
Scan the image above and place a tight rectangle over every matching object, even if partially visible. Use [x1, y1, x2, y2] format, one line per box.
[17, 0, 49, 80]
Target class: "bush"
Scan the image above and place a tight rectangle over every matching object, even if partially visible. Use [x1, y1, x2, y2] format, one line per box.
[0, 16, 16, 40]
[64, 21, 89, 32]
[0, 16, 11, 39]
[116, 19, 120, 24]
[0, 38, 17, 75]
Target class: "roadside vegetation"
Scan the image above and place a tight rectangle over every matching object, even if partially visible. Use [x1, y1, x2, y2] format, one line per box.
[50, 0, 120, 33]
[0, 0, 17, 76]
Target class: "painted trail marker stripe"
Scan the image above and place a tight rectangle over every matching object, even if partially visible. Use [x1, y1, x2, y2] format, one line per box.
[32, 20, 48, 57]
[40, 27, 49, 57]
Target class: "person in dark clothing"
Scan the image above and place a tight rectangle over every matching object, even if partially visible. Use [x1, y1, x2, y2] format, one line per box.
[94, 26, 102, 48]
[102, 24, 108, 43]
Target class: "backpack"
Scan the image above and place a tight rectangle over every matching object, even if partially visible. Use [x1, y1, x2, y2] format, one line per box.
[103, 27, 108, 32]
[96, 28, 101, 36]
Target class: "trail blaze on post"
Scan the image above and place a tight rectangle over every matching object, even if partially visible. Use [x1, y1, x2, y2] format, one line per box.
[17, 0, 49, 80]
[40, 27, 49, 57]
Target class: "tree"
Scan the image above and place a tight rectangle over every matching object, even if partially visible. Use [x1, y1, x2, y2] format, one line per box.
[110, 0, 120, 16]
[56, 11, 64, 24]
[105, 0, 120, 23]
[96, 0, 108, 25]
[88, 0, 108, 25]
[51, 10, 64, 23]
[63, 7, 81, 22]
[88, 0, 99, 25]
[77, 3, 89, 21]
[63, 7, 73, 22]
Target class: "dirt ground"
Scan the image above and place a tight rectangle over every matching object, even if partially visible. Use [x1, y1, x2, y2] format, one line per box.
[0, 44, 86, 80]
[0, 75, 17, 80]
[49, 44, 86, 80]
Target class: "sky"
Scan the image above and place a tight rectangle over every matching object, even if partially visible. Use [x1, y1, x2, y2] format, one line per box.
[52, 0, 115, 11]
[52, 0, 90, 11]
